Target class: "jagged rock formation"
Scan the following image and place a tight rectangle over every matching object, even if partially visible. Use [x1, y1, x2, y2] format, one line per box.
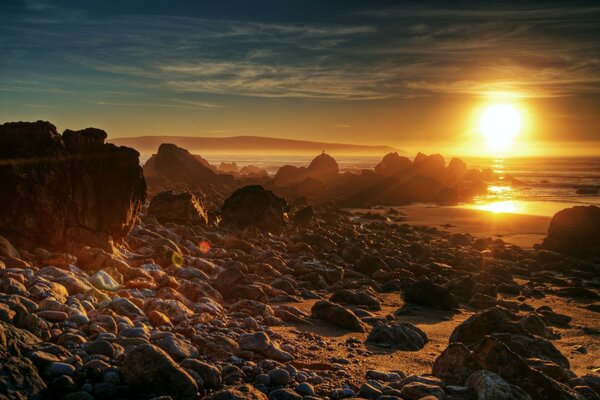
[540, 205, 600, 257]
[152, 143, 219, 186]
[374, 152, 412, 177]
[0, 121, 146, 250]
[274, 152, 338, 186]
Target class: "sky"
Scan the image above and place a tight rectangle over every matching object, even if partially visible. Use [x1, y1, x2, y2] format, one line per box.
[1, 0, 599, 156]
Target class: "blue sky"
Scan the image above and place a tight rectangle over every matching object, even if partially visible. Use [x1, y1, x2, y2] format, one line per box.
[1, 0, 599, 150]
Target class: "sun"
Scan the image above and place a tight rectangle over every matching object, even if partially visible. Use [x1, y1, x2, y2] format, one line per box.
[478, 103, 522, 154]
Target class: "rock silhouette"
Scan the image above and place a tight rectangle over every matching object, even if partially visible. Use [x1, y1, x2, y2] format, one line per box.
[0, 121, 145, 250]
[221, 185, 289, 232]
[540, 205, 600, 257]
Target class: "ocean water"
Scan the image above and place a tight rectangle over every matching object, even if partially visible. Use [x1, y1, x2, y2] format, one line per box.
[144, 153, 600, 217]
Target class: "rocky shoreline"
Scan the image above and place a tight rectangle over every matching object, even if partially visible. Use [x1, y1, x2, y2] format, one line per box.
[0, 121, 599, 400]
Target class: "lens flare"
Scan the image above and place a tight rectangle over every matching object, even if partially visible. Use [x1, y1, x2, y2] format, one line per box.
[171, 251, 184, 266]
[199, 240, 211, 255]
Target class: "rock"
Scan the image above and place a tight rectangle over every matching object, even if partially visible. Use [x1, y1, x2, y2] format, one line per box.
[180, 359, 221, 389]
[221, 185, 289, 233]
[85, 340, 115, 358]
[466, 370, 531, 400]
[375, 152, 412, 177]
[109, 297, 145, 319]
[63, 391, 95, 400]
[358, 383, 383, 399]
[295, 382, 315, 396]
[292, 206, 313, 225]
[121, 344, 198, 400]
[154, 335, 199, 361]
[404, 279, 458, 310]
[355, 256, 389, 277]
[306, 152, 339, 182]
[90, 270, 120, 291]
[540, 205, 600, 257]
[0, 121, 146, 250]
[446, 158, 467, 186]
[36, 310, 68, 322]
[311, 300, 366, 332]
[44, 362, 76, 376]
[148, 191, 209, 225]
[449, 308, 527, 346]
[433, 336, 584, 400]
[330, 288, 381, 310]
[153, 143, 220, 186]
[0, 356, 47, 399]
[268, 368, 290, 386]
[399, 382, 445, 400]
[238, 332, 293, 362]
[269, 388, 303, 400]
[367, 322, 428, 350]
[205, 384, 268, 400]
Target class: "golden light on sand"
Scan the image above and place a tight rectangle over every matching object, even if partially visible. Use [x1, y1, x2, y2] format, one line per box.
[476, 200, 518, 214]
[478, 104, 522, 154]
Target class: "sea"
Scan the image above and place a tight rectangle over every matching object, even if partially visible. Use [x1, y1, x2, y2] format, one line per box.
[143, 153, 600, 217]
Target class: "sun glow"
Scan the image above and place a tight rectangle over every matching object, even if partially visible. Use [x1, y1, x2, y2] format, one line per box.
[478, 104, 522, 154]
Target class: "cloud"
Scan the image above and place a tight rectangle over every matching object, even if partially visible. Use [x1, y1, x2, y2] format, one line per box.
[1, 2, 599, 102]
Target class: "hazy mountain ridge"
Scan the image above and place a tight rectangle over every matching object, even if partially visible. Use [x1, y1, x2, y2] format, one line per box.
[109, 135, 399, 155]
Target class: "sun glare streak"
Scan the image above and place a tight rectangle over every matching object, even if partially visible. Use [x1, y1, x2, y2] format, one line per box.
[474, 200, 519, 214]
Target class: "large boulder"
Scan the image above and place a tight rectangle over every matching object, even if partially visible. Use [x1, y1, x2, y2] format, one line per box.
[0, 321, 46, 399]
[148, 191, 209, 225]
[433, 336, 582, 400]
[0, 121, 146, 250]
[413, 153, 445, 179]
[540, 205, 600, 258]
[446, 157, 467, 186]
[153, 143, 219, 186]
[306, 152, 339, 182]
[121, 343, 198, 400]
[404, 279, 459, 310]
[221, 185, 289, 233]
[367, 322, 428, 350]
[375, 152, 412, 177]
[311, 300, 366, 332]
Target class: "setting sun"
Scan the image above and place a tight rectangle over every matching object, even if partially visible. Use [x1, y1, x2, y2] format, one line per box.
[479, 103, 523, 154]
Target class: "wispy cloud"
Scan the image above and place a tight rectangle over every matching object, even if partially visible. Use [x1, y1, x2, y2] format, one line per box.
[1, 2, 599, 102]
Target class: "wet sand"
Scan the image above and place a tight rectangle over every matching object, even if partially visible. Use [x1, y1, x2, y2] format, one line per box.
[350, 206, 551, 248]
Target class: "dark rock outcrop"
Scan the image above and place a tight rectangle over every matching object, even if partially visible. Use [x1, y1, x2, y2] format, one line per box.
[153, 143, 219, 186]
[433, 336, 582, 400]
[121, 343, 198, 400]
[540, 205, 600, 258]
[374, 152, 412, 177]
[306, 152, 339, 182]
[274, 152, 338, 187]
[404, 279, 458, 310]
[148, 191, 208, 225]
[0, 121, 146, 250]
[221, 185, 289, 233]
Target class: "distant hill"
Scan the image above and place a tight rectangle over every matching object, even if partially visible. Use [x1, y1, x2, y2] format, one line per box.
[109, 135, 399, 155]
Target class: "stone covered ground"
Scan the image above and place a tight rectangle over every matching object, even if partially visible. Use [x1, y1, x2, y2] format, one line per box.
[1, 204, 600, 400]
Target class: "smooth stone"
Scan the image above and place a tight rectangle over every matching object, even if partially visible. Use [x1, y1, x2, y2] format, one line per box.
[295, 382, 315, 396]
[44, 362, 76, 377]
[85, 340, 115, 358]
[268, 368, 291, 386]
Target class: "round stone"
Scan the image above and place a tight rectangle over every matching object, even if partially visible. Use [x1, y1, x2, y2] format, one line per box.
[268, 368, 290, 386]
